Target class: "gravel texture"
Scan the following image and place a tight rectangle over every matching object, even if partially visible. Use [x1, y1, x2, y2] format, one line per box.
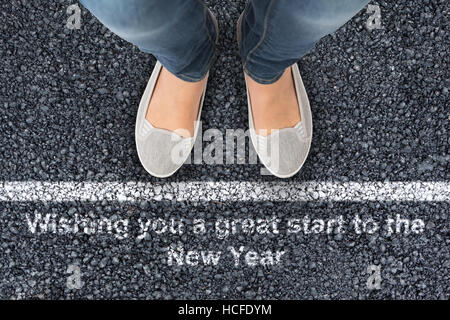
[0, 0, 448, 299]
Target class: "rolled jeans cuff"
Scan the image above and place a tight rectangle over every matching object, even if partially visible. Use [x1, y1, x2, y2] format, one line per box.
[243, 66, 285, 85]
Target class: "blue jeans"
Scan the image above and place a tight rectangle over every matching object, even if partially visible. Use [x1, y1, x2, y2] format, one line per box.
[80, 0, 370, 84]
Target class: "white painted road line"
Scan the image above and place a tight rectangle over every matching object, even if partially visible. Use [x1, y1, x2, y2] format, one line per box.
[0, 181, 448, 202]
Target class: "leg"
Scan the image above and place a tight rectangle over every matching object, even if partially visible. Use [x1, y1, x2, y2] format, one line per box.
[241, 0, 370, 134]
[239, 0, 371, 84]
[79, 0, 217, 82]
[80, 0, 218, 178]
[240, 0, 370, 177]
[81, 0, 218, 138]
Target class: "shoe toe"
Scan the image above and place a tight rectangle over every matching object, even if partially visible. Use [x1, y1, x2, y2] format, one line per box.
[136, 130, 192, 178]
[277, 131, 310, 177]
[259, 129, 311, 178]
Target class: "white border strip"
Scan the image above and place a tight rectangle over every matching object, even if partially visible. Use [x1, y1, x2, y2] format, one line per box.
[0, 181, 448, 202]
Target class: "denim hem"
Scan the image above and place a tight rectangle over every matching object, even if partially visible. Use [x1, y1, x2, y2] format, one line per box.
[168, 4, 218, 82]
[169, 67, 210, 83]
[139, 5, 218, 83]
[171, 43, 218, 83]
[244, 67, 285, 85]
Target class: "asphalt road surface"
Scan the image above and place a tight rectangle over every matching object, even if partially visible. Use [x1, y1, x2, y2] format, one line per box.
[0, 0, 448, 299]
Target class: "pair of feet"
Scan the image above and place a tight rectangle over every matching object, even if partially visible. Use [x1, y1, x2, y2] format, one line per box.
[137, 63, 310, 178]
[137, 12, 311, 178]
[146, 66, 301, 139]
